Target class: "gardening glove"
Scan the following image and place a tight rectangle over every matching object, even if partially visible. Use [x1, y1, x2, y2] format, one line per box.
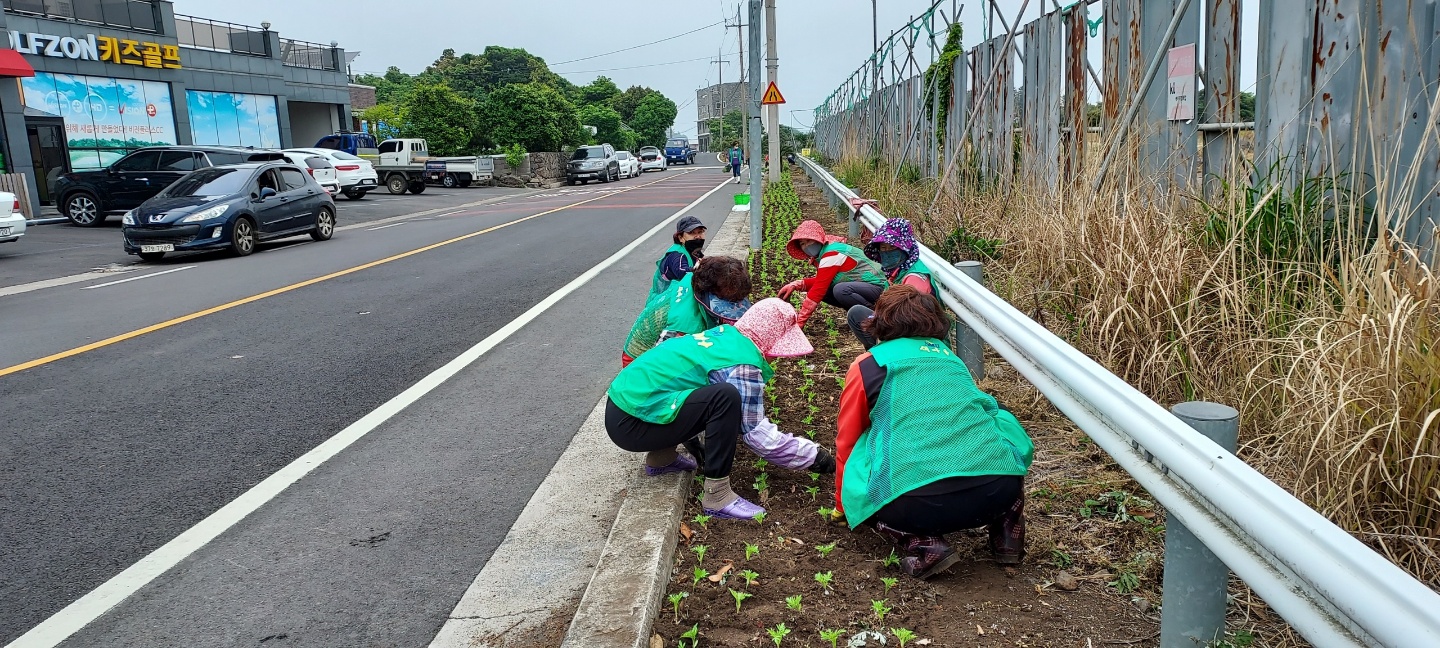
[828, 508, 848, 527]
[795, 297, 820, 328]
[777, 280, 804, 300]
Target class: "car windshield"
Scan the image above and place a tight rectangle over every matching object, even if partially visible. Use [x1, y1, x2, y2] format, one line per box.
[667, 139, 688, 147]
[572, 148, 605, 160]
[158, 168, 250, 199]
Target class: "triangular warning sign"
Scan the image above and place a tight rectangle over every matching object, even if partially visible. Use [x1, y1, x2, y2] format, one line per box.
[761, 81, 786, 105]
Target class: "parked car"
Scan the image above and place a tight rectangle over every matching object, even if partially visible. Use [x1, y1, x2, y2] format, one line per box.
[664, 138, 696, 165]
[638, 146, 667, 173]
[615, 151, 642, 179]
[0, 192, 24, 245]
[278, 151, 340, 195]
[121, 162, 335, 262]
[54, 146, 286, 227]
[314, 132, 379, 158]
[284, 148, 379, 199]
[567, 144, 619, 185]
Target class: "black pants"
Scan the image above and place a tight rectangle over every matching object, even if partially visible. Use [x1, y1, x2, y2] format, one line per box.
[824, 281, 884, 310]
[870, 475, 1023, 536]
[604, 383, 741, 478]
[847, 305, 878, 350]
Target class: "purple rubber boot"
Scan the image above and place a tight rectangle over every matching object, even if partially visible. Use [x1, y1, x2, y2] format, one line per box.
[643, 454, 697, 476]
[704, 496, 766, 520]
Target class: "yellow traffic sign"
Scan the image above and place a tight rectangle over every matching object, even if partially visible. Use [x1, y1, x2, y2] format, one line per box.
[761, 81, 786, 105]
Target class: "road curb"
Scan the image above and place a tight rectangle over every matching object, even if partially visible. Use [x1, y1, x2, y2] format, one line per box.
[558, 193, 751, 648]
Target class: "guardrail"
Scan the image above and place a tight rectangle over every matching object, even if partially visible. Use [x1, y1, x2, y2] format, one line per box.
[280, 38, 339, 71]
[174, 14, 270, 58]
[794, 154, 1440, 648]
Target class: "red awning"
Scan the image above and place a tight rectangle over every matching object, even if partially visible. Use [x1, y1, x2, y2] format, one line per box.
[0, 49, 35, 78]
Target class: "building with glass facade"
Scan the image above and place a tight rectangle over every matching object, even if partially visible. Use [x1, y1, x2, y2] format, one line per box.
[0, 0, 354, 212]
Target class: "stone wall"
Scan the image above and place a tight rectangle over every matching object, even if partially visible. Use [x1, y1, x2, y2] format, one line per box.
[491, 152, 568, 189]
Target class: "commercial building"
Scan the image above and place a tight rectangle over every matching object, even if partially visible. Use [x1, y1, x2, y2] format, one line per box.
[695, 81, 743, 152]
[0, 0, 354, 214]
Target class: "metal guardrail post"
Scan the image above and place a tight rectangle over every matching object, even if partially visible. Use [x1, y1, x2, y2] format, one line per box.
[952, 260, 985, 380]
[1162, 401, 1240, 648]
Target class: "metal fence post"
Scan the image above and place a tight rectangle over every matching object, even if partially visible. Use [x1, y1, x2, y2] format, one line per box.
[1162, 401, 1240, 648]
[952, 260, 984, 380]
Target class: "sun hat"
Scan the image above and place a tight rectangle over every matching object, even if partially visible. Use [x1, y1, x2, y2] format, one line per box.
[864, 218, 920, 274]
[676, 215, 706, 234]
[785, 220, 846, 260]
[734, 298, 814, 358]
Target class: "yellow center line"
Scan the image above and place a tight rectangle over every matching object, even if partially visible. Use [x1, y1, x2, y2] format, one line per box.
[0, 170, 700, 379]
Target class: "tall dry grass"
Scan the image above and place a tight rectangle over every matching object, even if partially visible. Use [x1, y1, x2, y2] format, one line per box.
[824, 117, 1440, 588]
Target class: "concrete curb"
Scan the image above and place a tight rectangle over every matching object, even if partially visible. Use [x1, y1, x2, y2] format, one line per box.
[557, 197, 752, 648]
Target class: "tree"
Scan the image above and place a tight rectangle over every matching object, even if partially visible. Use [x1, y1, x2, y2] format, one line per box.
[478, 82, 586, 151]
[359, 103, 407, 140]
[630, 92, 679, 148]
[579, 76, 622, 107]
[579, 104, 636, 151]
[354, 66, 415, 104]
[705, 110, 746, 149]
[611, 85, 662, 122]
[402, 83, 477, 156]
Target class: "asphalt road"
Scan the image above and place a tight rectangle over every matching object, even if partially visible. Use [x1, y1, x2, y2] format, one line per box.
[0, 162, 742, 647]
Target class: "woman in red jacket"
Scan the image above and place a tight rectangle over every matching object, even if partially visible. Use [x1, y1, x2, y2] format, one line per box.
[776, 220, 888, 327]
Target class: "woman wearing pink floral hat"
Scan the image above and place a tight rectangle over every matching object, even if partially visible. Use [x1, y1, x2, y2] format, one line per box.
[606, 298, 831, 520]
[778, 220, 888, 328]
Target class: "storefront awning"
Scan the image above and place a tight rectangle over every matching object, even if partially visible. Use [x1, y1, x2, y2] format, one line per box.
[0, 50, 36, 78]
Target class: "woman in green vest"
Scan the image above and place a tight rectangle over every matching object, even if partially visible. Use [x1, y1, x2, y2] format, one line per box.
[606, 298, 820, 520]
[776, 220, 887, 328]
[833, 286, 1033, 579]
[647, 215, 708, 301]
[846, 218, 942, 349]
[623, 256, 752, 367]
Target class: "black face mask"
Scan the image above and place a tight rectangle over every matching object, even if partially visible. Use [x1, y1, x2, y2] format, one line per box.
[684, 238, 705, 255]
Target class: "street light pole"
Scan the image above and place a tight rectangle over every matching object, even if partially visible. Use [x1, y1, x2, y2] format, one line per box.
[872, 0, 879, 92]
[748, 0, 763, 249]
[765, 0, 779, 182]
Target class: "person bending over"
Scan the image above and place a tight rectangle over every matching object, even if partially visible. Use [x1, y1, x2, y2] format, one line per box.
[846, 218, 940, 349]
[776, 220, 887, 328]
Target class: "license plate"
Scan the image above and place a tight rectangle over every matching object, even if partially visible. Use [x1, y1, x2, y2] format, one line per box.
[140, 244, 174, 253]
[0, 227, 9, 236]
[360, 179, 375, 185]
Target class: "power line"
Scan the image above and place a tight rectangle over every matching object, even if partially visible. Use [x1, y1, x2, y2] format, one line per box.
[556, 55, 715, 76]
[551, 21, 725, 66]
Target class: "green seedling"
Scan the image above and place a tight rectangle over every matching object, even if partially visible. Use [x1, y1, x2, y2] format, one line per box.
[817, 507, 835, 520]
[692, 514, 712, 529]
[667, 591, 688, 622]
[816, 541, 837, 558]
[882, 550, 901, 568]
[1109, 570, 1140, 593]
[744, 543, 760, 560]
[805, 486, 820, 501]
[738, 569, 759, 587]
[1050, 548, 1073, 568]
[691, 567, 709, 587]
[891, 627, 917, 647]
[872, 599, 892, 623]
[679, 623, 699, 648]
[814, 571, 834, 591]
[753, 458, 770, 470]
[785, 595, 802, 611]
[691, 544, 709, 566]
[819, 628, 844, 648]
[753, 511, 767, 523]
[752, 473, 769, 493]
[809, 472, 821, 482]
[729, 588, 752, 613]
[805, 429, 817, 439]
[880, 576, 899, 595]
[766, 623, 791, 647]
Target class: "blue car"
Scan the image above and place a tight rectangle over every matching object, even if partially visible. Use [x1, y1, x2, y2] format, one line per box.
[664, 138, 695, 165]
[314, 132, 378, 157]
[121, 162, 336, 262]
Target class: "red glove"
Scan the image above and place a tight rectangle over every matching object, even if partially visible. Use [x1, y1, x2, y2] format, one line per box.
[778, 280, 804, 300]
[796, 297, 819, 328]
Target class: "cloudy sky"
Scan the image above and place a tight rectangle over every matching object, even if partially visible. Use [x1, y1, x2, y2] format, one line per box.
[177, 0, 1263, 140]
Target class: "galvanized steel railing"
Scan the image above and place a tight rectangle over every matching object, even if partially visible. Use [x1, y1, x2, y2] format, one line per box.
[795, 154, 1440, 648]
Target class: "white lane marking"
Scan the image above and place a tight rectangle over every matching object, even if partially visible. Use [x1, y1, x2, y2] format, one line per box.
[0, 268, 138, 297]
[365, 222, 406, 231]
[435, 210, 465, 218]
[3, 175, 732, 648]
[79, 266, 196, 290]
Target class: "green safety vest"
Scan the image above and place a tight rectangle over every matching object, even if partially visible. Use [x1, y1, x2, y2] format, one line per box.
[893, 258, 941, 298]
[609, 325, 773, 424]
[821, 242, 887, 288]
[841, 337, 1033, 527]
[648, 243, 694, 301]
[623, 274, 717, 360]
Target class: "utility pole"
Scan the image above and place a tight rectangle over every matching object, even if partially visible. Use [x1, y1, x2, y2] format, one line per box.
[711, 52, 729, 151]
[728, 5, 749, 156]
[748, 0, 763, 249]
[765, 0, 779, 181]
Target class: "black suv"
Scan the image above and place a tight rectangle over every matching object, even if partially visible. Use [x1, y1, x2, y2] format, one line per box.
[54, 146, 286, 226]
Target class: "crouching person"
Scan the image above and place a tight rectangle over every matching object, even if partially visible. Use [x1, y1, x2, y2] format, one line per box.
[833, 286, 1033, 578]
[622, 256, 752, 367]
[605, 299, 830, 520]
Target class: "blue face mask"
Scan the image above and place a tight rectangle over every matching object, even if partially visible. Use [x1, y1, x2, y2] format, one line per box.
[876, 249, 909, 271]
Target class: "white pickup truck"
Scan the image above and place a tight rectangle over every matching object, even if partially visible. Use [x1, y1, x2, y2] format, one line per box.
[373, 138, 496, 194]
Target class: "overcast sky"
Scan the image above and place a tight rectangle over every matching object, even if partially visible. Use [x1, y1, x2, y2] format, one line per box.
[177, 0, 1263, 139]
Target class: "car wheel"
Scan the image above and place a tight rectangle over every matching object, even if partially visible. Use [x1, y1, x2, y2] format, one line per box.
[459, 175, 473, 188]
[137, 251, 165, 262]
[568, 178, 577, 186]
[64, 192, 104, 227]
[408, 180, 427, 194]
[230, 217, 256, 257]
[597, 170, 608, 184]
[442, 173, 458, 188]
[387, 175, 409, 194]
[311, 206, 335, 241]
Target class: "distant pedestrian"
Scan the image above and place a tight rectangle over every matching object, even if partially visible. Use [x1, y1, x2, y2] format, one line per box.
[846, 218, 940, 349]
[647, 215, 707, 302]
[833, 286, 1032, 579]
[729, 143, 744, 183]
[776, 220, 887, 328]
[606, 299, 833, 520]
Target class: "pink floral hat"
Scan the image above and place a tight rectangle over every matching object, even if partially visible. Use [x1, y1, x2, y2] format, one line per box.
[735, 298, 814, 358]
